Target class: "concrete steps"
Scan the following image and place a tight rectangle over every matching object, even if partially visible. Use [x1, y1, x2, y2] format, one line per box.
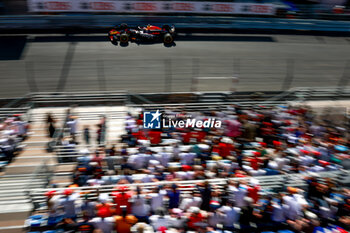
[0, 105, 128, 232]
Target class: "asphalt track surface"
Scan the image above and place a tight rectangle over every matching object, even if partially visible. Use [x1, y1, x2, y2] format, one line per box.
[0, 33, 350, 98]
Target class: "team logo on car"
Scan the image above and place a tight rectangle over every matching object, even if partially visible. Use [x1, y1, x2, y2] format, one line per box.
[143, 110, 162, 129]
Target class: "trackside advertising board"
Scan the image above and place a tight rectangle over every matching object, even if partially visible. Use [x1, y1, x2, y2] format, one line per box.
[27, 0, 276, 15]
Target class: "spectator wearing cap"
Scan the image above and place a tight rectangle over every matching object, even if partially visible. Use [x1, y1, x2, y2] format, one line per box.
[45, 190, 57, 214]
[282, 187, 304, 220]
[217, 137, 235, 158]
[45, 190, 62, 226]
[59, 189, 79, 220]
[207, 202, 224, 229]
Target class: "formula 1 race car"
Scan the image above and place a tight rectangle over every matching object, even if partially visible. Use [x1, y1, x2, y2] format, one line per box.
[108, 23, 176, 47]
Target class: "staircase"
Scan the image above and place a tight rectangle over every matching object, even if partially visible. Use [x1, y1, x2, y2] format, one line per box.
[0, 108, 55, 233]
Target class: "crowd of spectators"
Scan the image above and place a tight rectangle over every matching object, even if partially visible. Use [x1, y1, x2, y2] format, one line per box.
[29, 104, 350, 233]
[0, 114, 28, 169]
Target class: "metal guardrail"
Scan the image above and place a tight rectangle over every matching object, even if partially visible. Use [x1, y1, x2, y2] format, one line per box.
[2, 86, 350, 120]
[1, 15, 350, 32]
[127, 87, 350, 111]
[2, 86, 350, 115]
[28, 90, 128, 107]
[24, 159, 54, 211]
[27, 169, 350, 211]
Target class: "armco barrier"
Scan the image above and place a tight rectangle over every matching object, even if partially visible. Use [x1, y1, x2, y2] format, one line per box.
[0, 15, 350, 32]
[27, 0, 277, 15]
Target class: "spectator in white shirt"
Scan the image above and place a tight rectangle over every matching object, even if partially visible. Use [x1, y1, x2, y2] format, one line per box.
[155, 148, 171, 167]
[128, 153, 146, 170]
[149, 208, 172, 231]
[179, 151, 196, 165]
[232, 181, 248, 208]
[90, 214, 115, 233]
[59, 189, 80, 219]
[218, 202, 241, 230]
[179, 191, 202, 211]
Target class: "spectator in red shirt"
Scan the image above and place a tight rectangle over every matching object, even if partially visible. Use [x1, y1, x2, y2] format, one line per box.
[112, 186, 132, 215]
[148, 130, 162, 145]
[218, 138, 235, 158]
[187, 209, 204, 231]
[248, 179, 260, 203]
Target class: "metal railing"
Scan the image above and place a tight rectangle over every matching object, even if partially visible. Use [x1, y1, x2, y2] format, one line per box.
[29, 90, 128, 107]
[26, 169, 350, 211]
[24, 159, 54, 211]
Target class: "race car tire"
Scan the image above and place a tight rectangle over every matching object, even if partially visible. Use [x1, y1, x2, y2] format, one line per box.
[162, 25, 171, 31]
[163, 33, 173, 44]
[111, 39, 118, 46]
[120, 33, 129, 43]
[120, 42, 129, 47]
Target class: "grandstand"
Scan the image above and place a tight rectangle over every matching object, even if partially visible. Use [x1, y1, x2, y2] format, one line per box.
[0, 88, 349, 233]
[1, 0, 350, 231]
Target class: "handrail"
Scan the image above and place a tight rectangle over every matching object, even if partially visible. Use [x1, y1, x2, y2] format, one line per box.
[2, 87, 350, 112]
[27, 169, 350, 211]
[129, 93, 154, 105]
[1, 15, 350, 31]
[24, 159, 53, 211]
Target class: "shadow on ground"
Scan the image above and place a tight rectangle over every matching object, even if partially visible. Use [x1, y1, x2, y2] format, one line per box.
[28, 34, 275, 43]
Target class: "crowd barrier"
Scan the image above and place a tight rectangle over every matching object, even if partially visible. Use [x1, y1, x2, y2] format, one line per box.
[27, 0, 277, 15]
[1, 15, 350, 32]
[27, 169, 350, 211]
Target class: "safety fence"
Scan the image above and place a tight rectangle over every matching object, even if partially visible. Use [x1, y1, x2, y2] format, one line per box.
[2, 58, 350, 95]
[27, 169, 350, 212]
[2, 0, 350, 20]
[3, 87, 350, 168]
[1, 15, 350, 32]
